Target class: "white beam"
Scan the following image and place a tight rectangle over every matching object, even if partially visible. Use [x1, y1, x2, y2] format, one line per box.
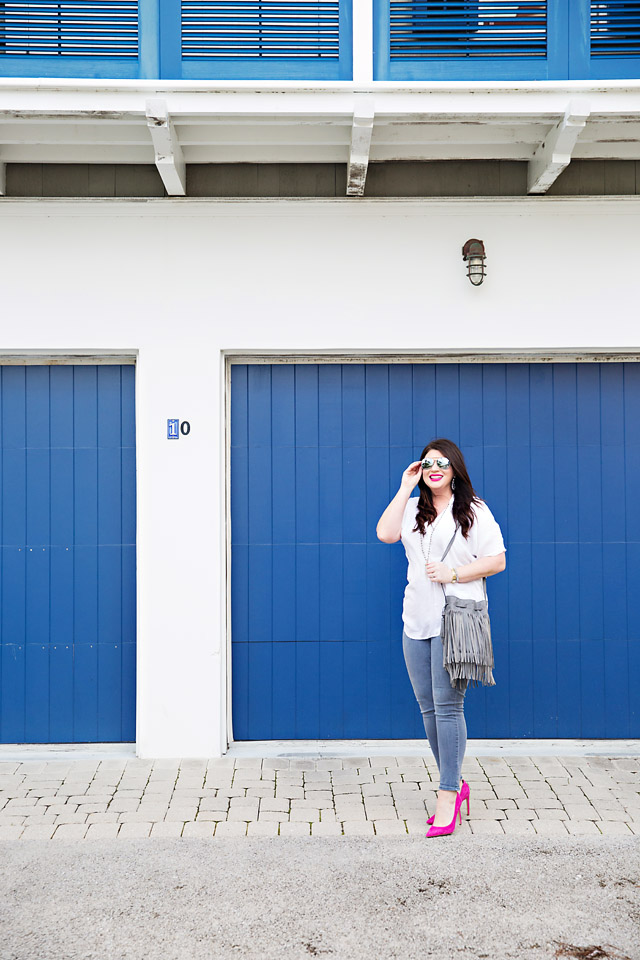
[145, 98, 186, 197]
[0, 161, 5, 196]
[527, 99, 591, 194]
[346, 99, 374, 197]
[0, 84, 638, 122]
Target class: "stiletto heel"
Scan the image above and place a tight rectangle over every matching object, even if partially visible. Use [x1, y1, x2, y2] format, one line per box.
[427, 779, 470, 825]
[461, 779, 470, 816]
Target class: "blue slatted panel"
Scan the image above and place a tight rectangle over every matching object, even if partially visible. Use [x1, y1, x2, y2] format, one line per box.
[0, 0, 352, 78]
[0, 0, 138, 56]
[182, 0, 340, 58]
[0, 364, 136, 744]
[375, 0, 640, 79]
[375, 0, 567, 79]
[0, 0, 144, 78]
[591, 0, 640, 55]
[176, 0, 352, 78]
[389, 0, 548, 60]
[231, 361, 640, 740]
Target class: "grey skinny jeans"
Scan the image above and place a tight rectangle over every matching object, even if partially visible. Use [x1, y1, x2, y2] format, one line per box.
[402, 629, 469, 793]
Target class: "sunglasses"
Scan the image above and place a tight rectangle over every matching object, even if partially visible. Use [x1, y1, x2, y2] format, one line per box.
[421, 457, 451, 470]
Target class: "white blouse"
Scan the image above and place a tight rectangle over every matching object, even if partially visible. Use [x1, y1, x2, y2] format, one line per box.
[400, 495, 506, 640]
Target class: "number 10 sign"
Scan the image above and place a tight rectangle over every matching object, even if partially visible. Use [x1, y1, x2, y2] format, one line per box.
[167, 419, 191, 438]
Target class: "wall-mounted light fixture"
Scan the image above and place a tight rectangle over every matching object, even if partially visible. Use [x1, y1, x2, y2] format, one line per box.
[462, 238, 486, 286]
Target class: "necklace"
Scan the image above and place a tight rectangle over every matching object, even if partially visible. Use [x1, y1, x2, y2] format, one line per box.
[419, 495, 454, 580]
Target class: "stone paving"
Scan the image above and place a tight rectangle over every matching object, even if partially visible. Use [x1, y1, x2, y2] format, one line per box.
[0, 754, 638, 840]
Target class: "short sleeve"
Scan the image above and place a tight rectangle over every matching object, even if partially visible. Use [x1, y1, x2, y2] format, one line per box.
[471, 501, 506, 557]
[400, 496, 419, 540]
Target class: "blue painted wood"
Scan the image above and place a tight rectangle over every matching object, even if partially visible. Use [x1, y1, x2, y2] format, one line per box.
[1, 0, 352, 78]
[177, 0, 353, 78]
[231, 361, 640, 740]
[374, 0, 639, 80]
[0, 0, 141, 78]
[0, 364, 136, 744]
[3, 0, 635, 79]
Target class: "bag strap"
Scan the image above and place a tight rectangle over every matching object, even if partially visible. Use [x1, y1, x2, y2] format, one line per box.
[439, 523, 487, 600]
[439, 525, 458, 600]
[440, 526, 458, 564]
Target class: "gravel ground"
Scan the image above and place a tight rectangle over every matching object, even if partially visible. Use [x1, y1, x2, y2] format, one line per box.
[1, 835, 639, 960]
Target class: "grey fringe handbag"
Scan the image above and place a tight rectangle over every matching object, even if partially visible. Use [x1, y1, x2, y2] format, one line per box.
[438, 525, 496, 690]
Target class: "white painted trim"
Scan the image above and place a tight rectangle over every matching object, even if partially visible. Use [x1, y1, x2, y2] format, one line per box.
[2, 78, 640, 92]
[0, 352, 136, 364]
[223, 350, 640, 364]
[0, 744, 137, 760]
[528, 99, 591, 194]
[1, 739, 637, 759]
[0, 162, 5, 197]
[145, 98, 186, 196]
[352, 0, 374, 85]
[226, 739, 640, 758]
[223, 351, 233, 753]
[2, 197, 640, 219]
[346, 98, 375, 197]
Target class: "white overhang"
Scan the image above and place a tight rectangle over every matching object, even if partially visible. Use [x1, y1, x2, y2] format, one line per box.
[0, 79, 639, 195]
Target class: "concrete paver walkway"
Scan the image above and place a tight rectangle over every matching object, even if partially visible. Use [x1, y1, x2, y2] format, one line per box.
[1, 753, 638, 840]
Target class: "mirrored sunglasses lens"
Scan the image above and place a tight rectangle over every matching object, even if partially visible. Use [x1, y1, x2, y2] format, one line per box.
[437, 458, 450, 469]
[422, 458, 434, 468]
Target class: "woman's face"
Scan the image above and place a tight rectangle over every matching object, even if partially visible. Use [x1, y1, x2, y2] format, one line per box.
[422, 448, 455, 494]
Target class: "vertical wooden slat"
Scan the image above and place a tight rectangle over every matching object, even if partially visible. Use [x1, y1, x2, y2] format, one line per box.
[272, 639, 296, 738]
[295, 639, 320, 737]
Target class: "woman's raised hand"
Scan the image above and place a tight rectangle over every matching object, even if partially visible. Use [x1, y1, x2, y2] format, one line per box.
[400, 461, 423, 491]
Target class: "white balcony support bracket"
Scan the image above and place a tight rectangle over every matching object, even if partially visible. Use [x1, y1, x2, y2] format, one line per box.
[527, 99, 591, 194]
[0, 161, 6, 196]
[346, 99, 375, 197]
[145, 98, 186, 196]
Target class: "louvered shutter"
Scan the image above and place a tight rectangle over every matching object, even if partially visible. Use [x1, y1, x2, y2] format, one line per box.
[389, 0, 547, 61]
[0, 0, 138, 56]
[181, 0, 340, 60]
[590, 1, 640, 57]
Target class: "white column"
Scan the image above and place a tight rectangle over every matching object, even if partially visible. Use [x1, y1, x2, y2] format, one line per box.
[352, 0, 374, 84]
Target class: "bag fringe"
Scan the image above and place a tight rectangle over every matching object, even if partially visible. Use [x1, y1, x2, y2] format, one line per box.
[440, 598, 496, 689]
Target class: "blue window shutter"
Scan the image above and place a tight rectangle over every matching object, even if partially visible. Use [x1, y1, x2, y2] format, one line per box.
[590, 0, 640, 56]
[177, 0, 352, 78]
[568, 0, 640, 79]
[0, 0, 352, 78]
[181, 0, 341, 61]
[375, 0, 571, 79]
[0, 0, 139, 57]
[0, 0, 142, 76]
[587, 0, 640, 76]
[388, 0, 547, 61]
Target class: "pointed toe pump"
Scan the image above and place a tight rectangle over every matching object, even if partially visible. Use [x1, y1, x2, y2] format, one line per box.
[427, 779, 470, 826]
[425, 789, 465, 838]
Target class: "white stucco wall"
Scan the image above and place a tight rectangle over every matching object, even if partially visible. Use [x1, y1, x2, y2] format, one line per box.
[1, 196, 639, 757]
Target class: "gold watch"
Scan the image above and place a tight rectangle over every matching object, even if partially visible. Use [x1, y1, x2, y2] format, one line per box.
[451, 568, 458, 583]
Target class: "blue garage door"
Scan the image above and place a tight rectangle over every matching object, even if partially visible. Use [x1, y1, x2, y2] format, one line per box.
[0, 364, 136, 743]
[231, 362, 639, 740]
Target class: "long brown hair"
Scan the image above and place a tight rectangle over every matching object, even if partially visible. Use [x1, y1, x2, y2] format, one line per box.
[412, 438, 483, 538]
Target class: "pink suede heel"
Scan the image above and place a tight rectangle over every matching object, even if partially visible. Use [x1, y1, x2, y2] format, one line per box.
[425, 788, 464, 838]
[426, 779, 470, 825]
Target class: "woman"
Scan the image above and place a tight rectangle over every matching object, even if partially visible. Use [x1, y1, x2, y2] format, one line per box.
[376, 438, 506, 838]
